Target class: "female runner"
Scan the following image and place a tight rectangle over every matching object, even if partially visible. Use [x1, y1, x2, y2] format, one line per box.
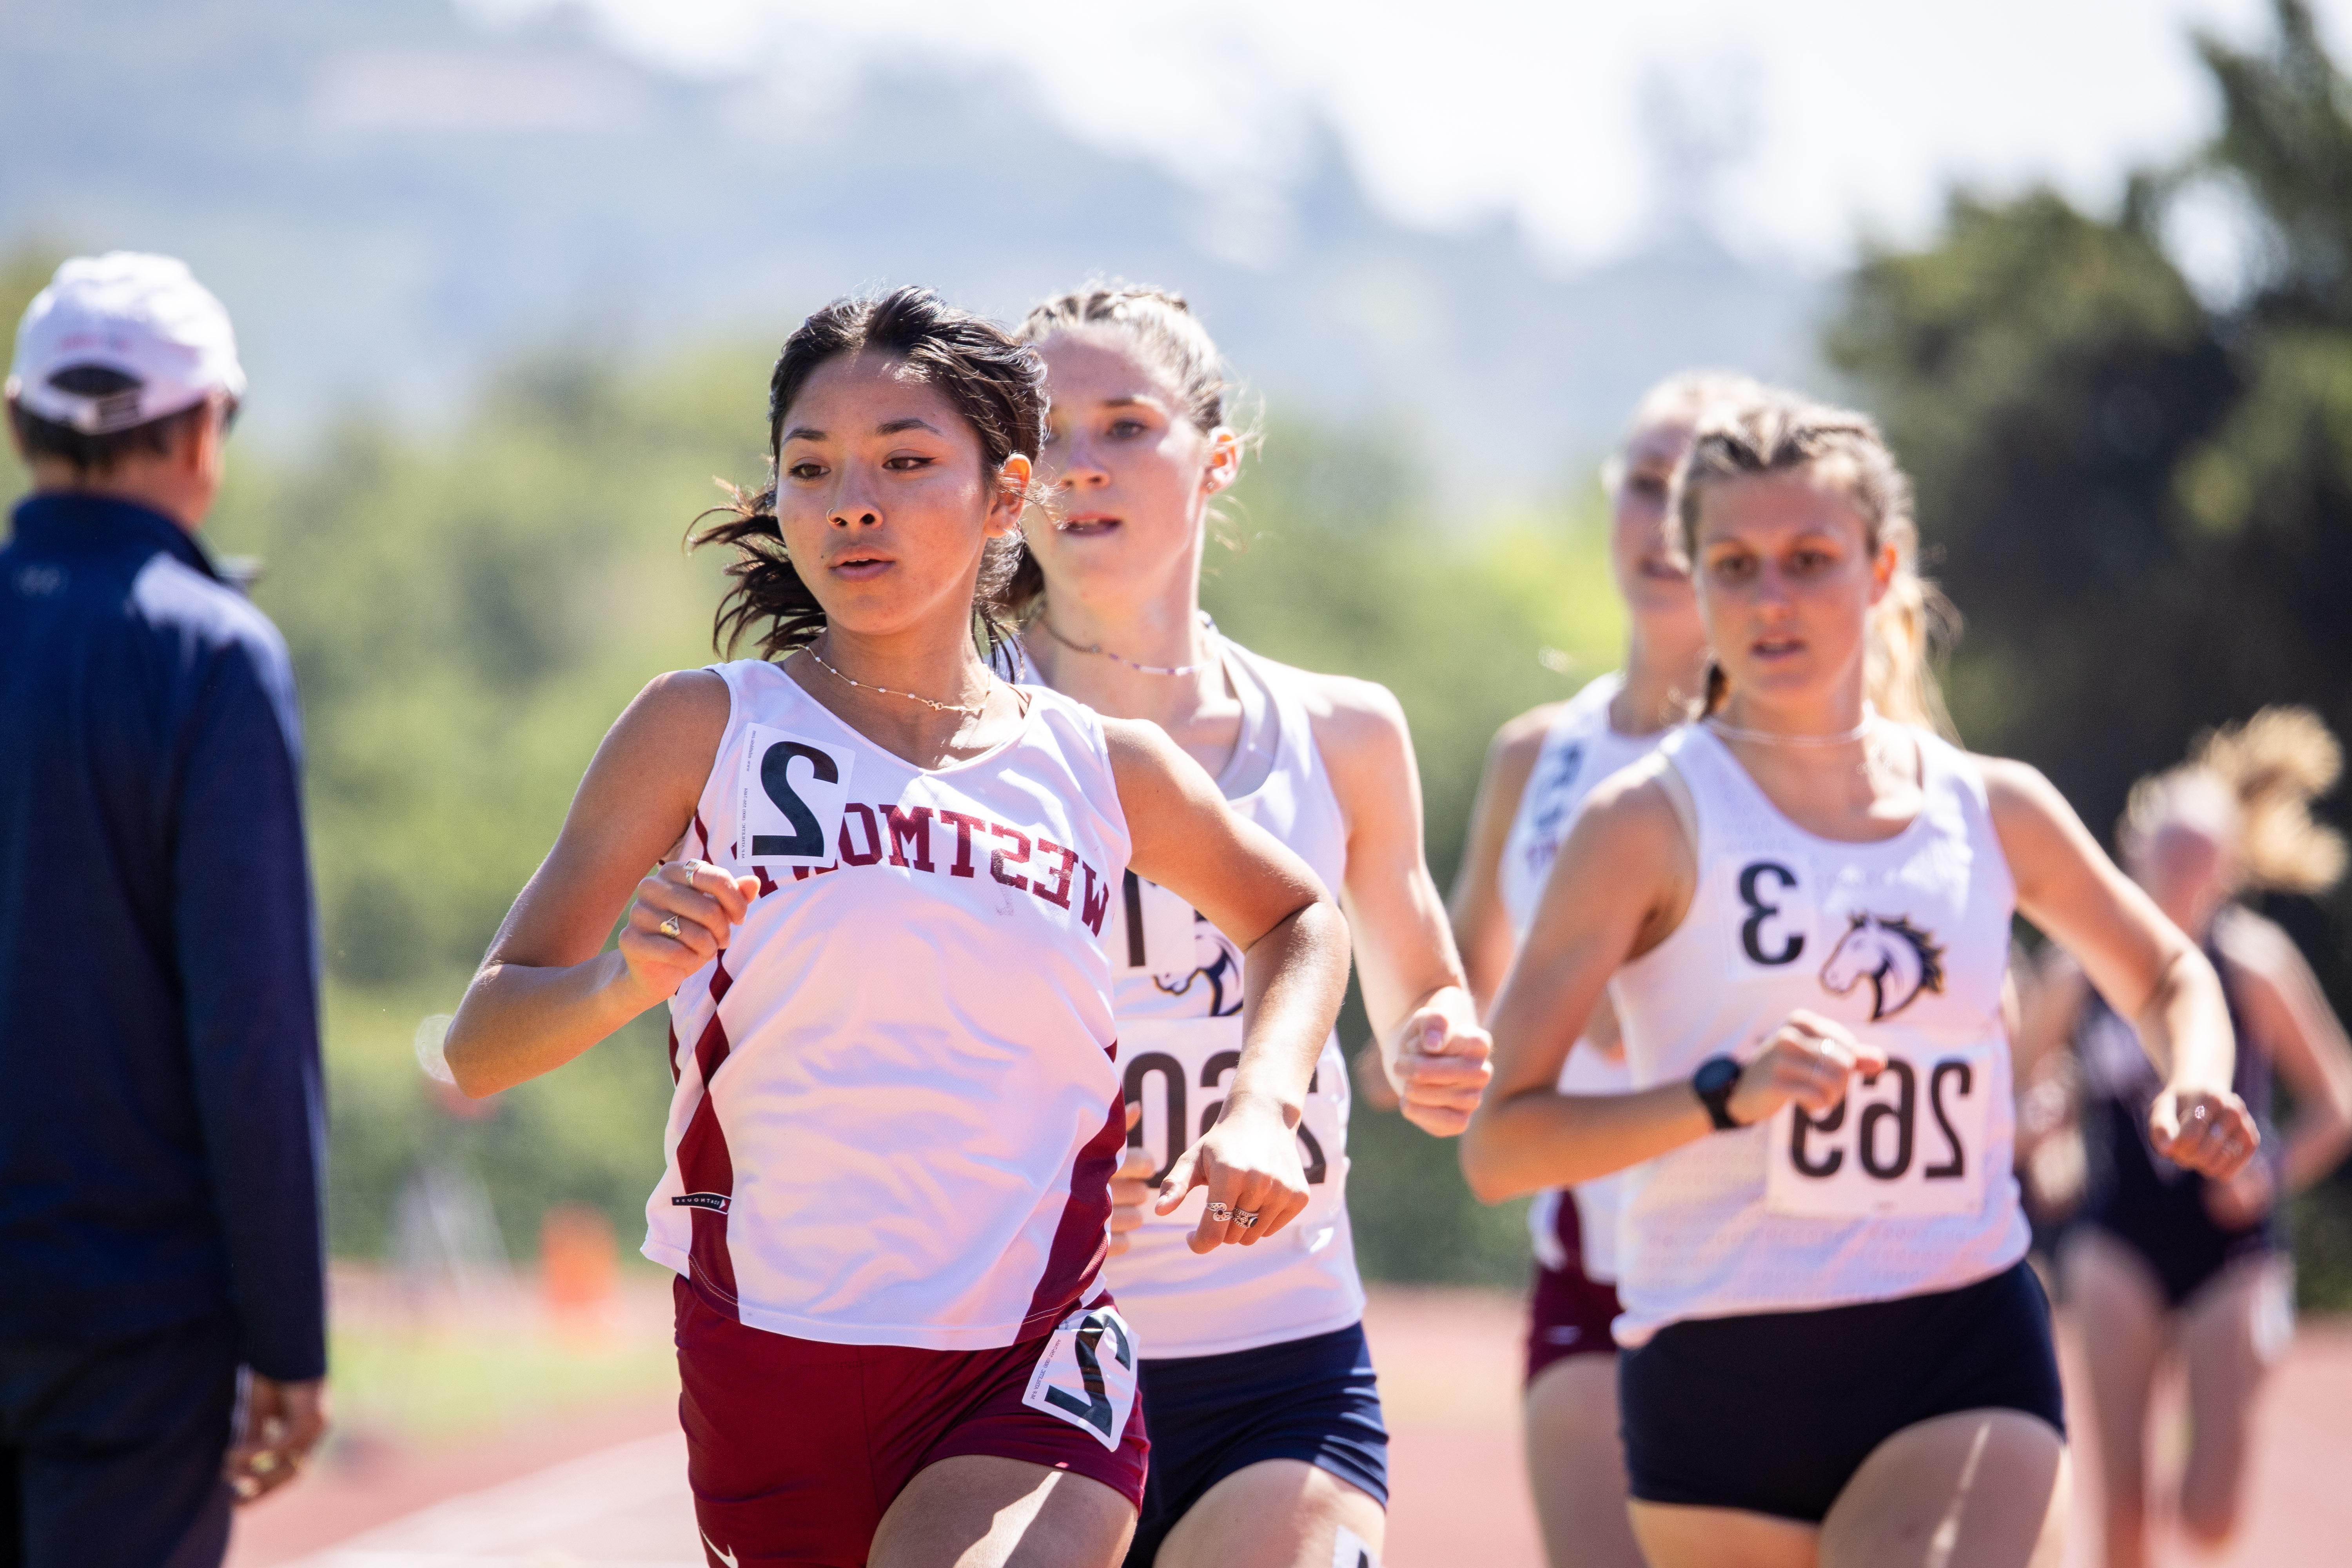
[1449, 370, 1756, 1568]
[442, 288, 1352, 1568]
[2021, 708, 2352, 1568]
[1009, 283, 1493, 1568]
[1461, 392, 2259, 1568]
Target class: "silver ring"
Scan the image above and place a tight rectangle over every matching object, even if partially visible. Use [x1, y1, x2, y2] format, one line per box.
[659, 915, 682, 938]
[1205, 1201, 1231, 1223]
[2192, 1104, 2210, 1121]
[1234, 1210, 1259, 1229]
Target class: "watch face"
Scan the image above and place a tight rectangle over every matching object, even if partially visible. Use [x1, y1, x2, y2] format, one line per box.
[1696, 1057, 1740, 1097]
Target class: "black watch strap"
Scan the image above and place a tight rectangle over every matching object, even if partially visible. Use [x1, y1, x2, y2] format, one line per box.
[1692, 1054, 1743, 1132]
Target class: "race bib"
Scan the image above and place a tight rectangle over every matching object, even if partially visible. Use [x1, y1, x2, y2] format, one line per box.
[1120, 1016, 1345, 1226]
[735, 726, 855, 868]
[1021, 1303, 1138, 1451]
[1764, 1038, 1993, 1218]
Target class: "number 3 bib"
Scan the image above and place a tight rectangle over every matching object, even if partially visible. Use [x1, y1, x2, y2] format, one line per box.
[1764, 1031, 1995, 1219]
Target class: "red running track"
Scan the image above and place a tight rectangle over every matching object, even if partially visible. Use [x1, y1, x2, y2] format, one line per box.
[227, 1291, 2352, 1567]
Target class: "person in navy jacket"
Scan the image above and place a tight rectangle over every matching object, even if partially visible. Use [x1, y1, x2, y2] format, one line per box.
[2, 254, 327, 1567]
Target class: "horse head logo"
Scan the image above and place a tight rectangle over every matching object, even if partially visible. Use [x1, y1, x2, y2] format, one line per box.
[1819, 913, 1945, 1020]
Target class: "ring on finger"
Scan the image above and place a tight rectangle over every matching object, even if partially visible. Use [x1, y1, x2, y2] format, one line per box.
[659, 914, 683, 938]
[1205, 1201, 1232, 1223]
[1234, 1210, 1259, 1229]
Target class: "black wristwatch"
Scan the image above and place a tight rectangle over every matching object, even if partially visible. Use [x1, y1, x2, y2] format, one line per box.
[1692, 1054, 1744, 1132]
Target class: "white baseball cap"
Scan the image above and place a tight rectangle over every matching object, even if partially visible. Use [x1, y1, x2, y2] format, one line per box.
[6, 252, 246, 435]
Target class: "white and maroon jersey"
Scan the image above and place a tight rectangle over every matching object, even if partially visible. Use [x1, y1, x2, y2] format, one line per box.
[643, 659, 1132, 1352]
[1606, 723, 2028, 1346]
[1101, 637, 1363, 1358]
[1497, 673, 1659, 1285]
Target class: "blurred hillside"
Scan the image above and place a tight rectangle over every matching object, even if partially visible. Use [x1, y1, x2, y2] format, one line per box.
[0, 0, 1820, 497]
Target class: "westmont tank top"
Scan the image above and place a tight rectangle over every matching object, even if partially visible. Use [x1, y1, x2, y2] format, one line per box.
[1101, 637, 1362, 1358]
[1606, 723, 2028, 1346]
[644, 660, 1132, 1352]
[1496, 673, 1658, 1285]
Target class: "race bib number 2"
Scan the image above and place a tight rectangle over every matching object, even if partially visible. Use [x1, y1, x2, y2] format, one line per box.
[735, 726, 856, 868]
[1022, 1304, 1138, 1451]
[1765, 1043, 1993, 1219]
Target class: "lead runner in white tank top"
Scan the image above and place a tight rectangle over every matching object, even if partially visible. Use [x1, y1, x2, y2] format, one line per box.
[646, 661, 1135, 1347]
[441, 291, 1354, 1568]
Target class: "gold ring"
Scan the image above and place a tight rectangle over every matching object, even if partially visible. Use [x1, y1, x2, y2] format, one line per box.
[659, 915, 682, 939]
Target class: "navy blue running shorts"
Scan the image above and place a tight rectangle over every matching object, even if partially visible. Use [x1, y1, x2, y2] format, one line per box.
[1125, 1321, 1388, 1567]
[1619, 1259, 2065, 1524]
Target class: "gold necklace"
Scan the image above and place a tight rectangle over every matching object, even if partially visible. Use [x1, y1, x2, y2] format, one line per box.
[805, 638, 992, 719]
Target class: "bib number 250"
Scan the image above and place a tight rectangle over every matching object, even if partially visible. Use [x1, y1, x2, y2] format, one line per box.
[1764, 1050, 1990, 1219]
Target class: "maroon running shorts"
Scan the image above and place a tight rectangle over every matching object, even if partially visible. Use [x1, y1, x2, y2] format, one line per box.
[674, 1276, 1149, 1566]
[1524, 1191, 1623, 1385]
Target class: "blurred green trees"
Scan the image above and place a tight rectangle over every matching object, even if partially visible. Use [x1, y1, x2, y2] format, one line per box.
[1827, 0, 2352, 1299]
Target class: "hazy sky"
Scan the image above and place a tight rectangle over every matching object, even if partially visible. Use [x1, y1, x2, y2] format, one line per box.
[481, 0, 2349, 276]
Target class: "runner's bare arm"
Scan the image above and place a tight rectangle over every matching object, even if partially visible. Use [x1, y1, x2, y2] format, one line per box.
[1298, 669, 1492, 1136]
[445, 671, 755, 1097]
[2219, 911, 2352, 1194]
[1982, 756, 2254, 1178]
[1465, 771, 1704, 1198]
[1107, 717, 1351, 1251]
[1447, 705, 1556, 1010]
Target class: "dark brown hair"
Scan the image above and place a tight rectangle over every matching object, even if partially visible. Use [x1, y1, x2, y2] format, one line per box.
[691, 287, 1048, 659]
[7, 366, 218, 477]
[1670, 392, 1960, 739]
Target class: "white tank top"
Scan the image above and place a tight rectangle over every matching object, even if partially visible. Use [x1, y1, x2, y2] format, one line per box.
[1100, 637, 1363, 1357]
[1606, 723, 2028, 1346]
[1496, 673, 1656, 1284]
[643, 660, 1133, 1352]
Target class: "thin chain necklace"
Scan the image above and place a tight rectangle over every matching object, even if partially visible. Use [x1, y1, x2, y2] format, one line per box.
[1040, 617, 1208, 677]
[804, 637, 992, 719]
[1706, 705, 1879, 747]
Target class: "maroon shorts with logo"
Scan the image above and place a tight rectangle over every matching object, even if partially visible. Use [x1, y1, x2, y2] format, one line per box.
[1524, 1191, 1624, 1385]
[674, 1277, 1148, 1567]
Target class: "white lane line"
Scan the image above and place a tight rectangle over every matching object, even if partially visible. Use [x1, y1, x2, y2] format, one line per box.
[290, 1432, 697, 1567]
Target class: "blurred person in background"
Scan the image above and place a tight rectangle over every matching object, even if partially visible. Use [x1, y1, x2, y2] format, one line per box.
[1448, 370, 1759, 1568]
[1464, 394, 2259, 1568]
[1011, 284, 1491, 1568]
[442, 288, 1351, 1568]
[2018, 707, 2352, 1568]
[1, 254, 328, 1566]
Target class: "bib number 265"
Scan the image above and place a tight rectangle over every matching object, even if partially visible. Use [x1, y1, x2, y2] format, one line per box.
[1764, 1049, 1990, 1219]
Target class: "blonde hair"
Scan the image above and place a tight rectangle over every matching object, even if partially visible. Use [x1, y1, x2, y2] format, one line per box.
[1670, 392, 1960, 740]
[2122, 707, 2347, 895]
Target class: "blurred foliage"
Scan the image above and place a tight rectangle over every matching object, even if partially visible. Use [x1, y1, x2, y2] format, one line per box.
[1828, 0, 2352, 1302]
